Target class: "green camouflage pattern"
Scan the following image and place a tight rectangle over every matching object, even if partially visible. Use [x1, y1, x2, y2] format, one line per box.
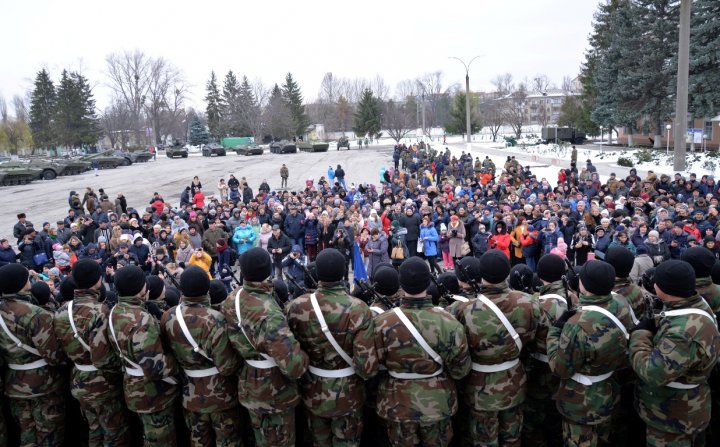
[80, 397, 130, 447]
[221, 281, 308, 413]
[696, 277, 720, 315]
[466, 405, 522, 447]
[9, 391, 65, 447]
[386, 417, 453, 446]
[613, 278, 646, 321]
[183, 406, 242, 447]
[307, 408, 363, 447]
[646, 424, 698, 447]
[286, 282, 379, 418]
[53, 289, 124, 402]
[248, 407, 296, 447]
[0, 361, 6, 447]
[373, 297, 470, 423]
[108, 295, 180, 413]
[629, 295, 720, 435]
[160, 294, 240, 413]
[448, 282, 540, 412]
[547, 292, 634, 425]
[137, 405, 176, 446]
[0, 293, 66, 399]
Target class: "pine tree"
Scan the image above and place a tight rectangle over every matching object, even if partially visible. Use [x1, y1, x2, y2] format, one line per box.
[238, 76, 258, 136]
[29, 69, 56, 148]
[281, 72, 309, 136]
[444, 91, 481, 137]
[264, 84, 294, 140]
[689, 0, 720, 118]
[353, 89, 382, 138]
[72, 71, 102, 146]
[54, 70, 102, 148]
[205, 71, 222, 139]
[188, 115, 209, 145]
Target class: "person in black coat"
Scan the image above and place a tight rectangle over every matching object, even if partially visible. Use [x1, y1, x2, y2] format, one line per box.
[267, 225, 292, 278]
[0, 239, 17, 266]
[399, 208, 422, 257]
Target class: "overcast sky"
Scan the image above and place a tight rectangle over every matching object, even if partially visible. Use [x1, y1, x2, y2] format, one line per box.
[1, 0, 600, 112]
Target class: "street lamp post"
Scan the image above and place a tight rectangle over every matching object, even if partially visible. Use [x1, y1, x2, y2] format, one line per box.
[449, 55, 482, 143]
[666, 124, 671, 155]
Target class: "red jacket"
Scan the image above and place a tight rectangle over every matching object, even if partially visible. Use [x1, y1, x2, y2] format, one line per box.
[489, 233, 512, 259]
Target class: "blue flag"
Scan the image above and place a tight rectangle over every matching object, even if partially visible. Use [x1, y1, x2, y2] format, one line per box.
[353, 242, 368, 281]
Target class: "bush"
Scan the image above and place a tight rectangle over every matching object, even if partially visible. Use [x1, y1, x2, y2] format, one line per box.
[617, 157, 634, 167]
[503, 136, 517, 147]
[634, 150, 654, 163]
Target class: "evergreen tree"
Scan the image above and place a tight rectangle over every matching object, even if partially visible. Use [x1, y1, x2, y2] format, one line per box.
[264, 84, 294, 140]
[353, 89, 382, 138]
[444, 91, 481, 136]
[238, 75, 259, 136]
[188, 115, 209, 145]
[221, 70, 241, 136]
[281, 72, 309, 136]
[72, 71, 102, 146]
[205, 71, 222, 139]
[54, 70, 102, 148]
[29, 68, 56, 148]
[689, 0, 720, 118]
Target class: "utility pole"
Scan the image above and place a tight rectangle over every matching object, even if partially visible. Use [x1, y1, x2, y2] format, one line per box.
[449, 55, 482, 143]
[673, 0, 691, 171]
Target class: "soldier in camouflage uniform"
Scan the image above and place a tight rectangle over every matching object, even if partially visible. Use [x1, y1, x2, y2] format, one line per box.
[447, 257, 482, 307]
[0, 263, 67, 447]
[374, 257, 470, 446]
[367, 264, 402, 315]
[448, 250, 539, 447]
[161, 265, 242, 446]
[145, 275, 169, 320]
[522, 254, 569, 447]
[547, 260, 633, 447]
[286, 248, 379, 447]
[606, 246, 645, 325]
[629, 260, 720, 446]
[222, 247, 309, 446]
[53, 259, 129, 446]
[108, 265, 181, 446]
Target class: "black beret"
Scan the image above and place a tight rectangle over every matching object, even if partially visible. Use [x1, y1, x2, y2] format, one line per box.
[180, 266, 210, 297]
[115, 265, 147, 297]
[509, 264, 534, 291]
[272, 278, 289, 304]
[239, 247, 272, 282]
[455, 257, 482, 283]
[373, 262, 394, 276]
[315, 249, 346, 282]
[399, 257, 431, 295]
[479, 250, 511, 284]
[146, 275, 166, 301]
[579, 260, 615, 296]
[374, 266, 400, 296]
[711, 261, 720, 286]
[165, 287, 181, 308]
[30, 281, 51, 305]
[655, 260, 696, 298]
[537, 254, 566, 283]
[0, 264, 30, 295]
[208, 280, 227, 305]
[58, 277, 76, 303]
[437, 271, 460, 295]
[605, 246, 634, 278]
[72, 259, 103, 289]
[681, 247, 716, 278]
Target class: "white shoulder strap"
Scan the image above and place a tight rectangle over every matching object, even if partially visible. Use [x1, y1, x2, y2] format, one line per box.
[392, 308, 443, 365]
[310, 293, 354, 367]
[68, 300, 92, 353]
[234, 288, 275, 362]
[539, 294, 567, 306]
[108, 305, 144, 370]
[370, 306, 385, 315]
[175, 305, 213, 362]
[452, 295, 469, 303]
[663, 308, 717, 325]
[0, 308, 41, 356]
[476, 294, 522, 351]
[581, 305, 630, 339]
[612, 292, 639, 325]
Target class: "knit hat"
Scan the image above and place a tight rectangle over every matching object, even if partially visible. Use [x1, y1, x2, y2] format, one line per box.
[636, 245, 648, 255]
[239, 247, 272, 282]
[508, 264, 534, 291]
[374, 266, 400, 296]
[648, 230, 659, 239]
[655, 260, 696, 298]
[437, 271, 460, 295]
[681, 246, 716, 278]
[208, 280, 227, 305]
[604, 246, 635, 278]
[31, 281, 51, 305]
[114, 265, 147, 297]
[711, 261, 720, 285]
[180, 266, 210, 297]
[399, 257, 431, 295]
[537, 254, 566, 283]
[59, 277, 76, 303]
[165, 287, 181, 307]
[579, 260, 615, 296]
[0, 264, 30, 295]
[146, 275, 165, 300]
[455, 257, 482, 284]
[72, 259, 103, 289]
[479, 250, 511, 284]
[272, 278, 289, 304]
[315, 249, 346, 282]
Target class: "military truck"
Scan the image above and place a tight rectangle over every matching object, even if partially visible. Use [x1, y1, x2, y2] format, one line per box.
[166, 142, 189, 158]
[79, 151, 126, 169]
[541, 127, 586, 144]
[269, 140, 297, 154]
[337, 136, 351, 150]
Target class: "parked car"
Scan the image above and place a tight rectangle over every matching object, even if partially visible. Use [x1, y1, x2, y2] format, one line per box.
[202, 143, 226, 157]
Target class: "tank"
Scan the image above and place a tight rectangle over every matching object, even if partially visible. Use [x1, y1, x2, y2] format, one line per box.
[79, 151, 126, 169]
[269, 140, 297, 154]
[166, 142, 188, 158]
[235, 142, 263, 156]
[0, 165, 43, 186]
[297, 141, 330, 153]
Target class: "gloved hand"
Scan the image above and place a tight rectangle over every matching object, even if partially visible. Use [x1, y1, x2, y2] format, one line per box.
[553, 308, 577, 329]
[631, 317, 657, 334]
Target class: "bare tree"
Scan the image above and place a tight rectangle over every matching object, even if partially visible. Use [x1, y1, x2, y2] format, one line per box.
[12, 95, 28, 123]
[106, 50, 152, 140]
[384, 100, 414, 143]
[101, 101, 133, 149]
[0, 96, 7, 123]
[144, 57, 186, 145]
[491, 73, 514, 95]
[561, 75, 576, 94]
[369, 75, 390, 101]
[395, 79, 420, 101]
[531, 74, 552, 93]
[500, 81, 529, 139]
[479, 96, 504, 142]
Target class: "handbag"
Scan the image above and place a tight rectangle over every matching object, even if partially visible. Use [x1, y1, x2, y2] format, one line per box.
[33, 252, 49, 266]
[461, 241, 471, 256]
[416, 239, 424, 254]
[391, 241, 405, 260]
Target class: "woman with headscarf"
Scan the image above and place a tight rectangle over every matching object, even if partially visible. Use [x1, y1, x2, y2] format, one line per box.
[489, 221, 512, 259]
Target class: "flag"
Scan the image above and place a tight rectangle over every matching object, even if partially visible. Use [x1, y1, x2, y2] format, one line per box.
[353, 242, 368, 281]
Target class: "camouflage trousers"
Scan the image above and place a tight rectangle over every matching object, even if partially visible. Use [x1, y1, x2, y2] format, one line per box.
[9, 392, 65, 447]
[137, 406, 176, 447]
[307, 407, 363, 447]
[646, 425, 696, 447]
[248, 407, 295, 447]
[184, 406, 242, 447]
[386, 417, 453, 447]
[562, 419, 610, 447]
[521, 395, 562, 447]
[466, 405, 522, 447]
[80, 397, 131, 447]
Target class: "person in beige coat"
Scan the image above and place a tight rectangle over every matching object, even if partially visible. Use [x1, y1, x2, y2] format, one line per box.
[447, 215, 466, 262]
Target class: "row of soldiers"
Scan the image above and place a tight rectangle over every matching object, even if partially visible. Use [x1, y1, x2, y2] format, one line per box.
[0, 242, 718, 446]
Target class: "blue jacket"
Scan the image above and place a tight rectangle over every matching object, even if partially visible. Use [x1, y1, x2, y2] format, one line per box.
[0, 247, 17, 267]
[232, 226, 256, 254]
[419, 225, 439, 256]
[284, 213, 305, 239]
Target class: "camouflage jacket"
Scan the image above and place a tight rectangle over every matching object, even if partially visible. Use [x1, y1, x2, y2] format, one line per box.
[161, 294, 240, 413]
[547, 293, 633, 425]
[526, 281, 570, 400]
[108, 296, 180, 413]
[368, 292, 402, 315]
[630, 295, 720, 434]
[53, 289, 123, 402]
[613, 278, 645, 323]
[448, 282, 539, 412]
[696, 277, 720, 315]
[374, 297, 470, 423]
[444, 289, 477, 314]
[286, 282, 379, 417]
[0, 293, 66, 398]
[222, 282, 308, 413]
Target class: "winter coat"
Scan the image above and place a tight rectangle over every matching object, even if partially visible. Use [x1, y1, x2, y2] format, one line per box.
[520, 230, 540, 260]
[202, 228, 229, 256]
[540, 228, 563, 255]
[593, 234, 612, 258]
[489, 233, 512, 259]
[472, 231, 491, 258]
[629, 254, 654, 284]
[571, 233, 595, 266]
[390, 227, 410, 266]
[232, 226, 256, 254]
[257, 231, 272, 251]
[399, 213, 422, 242]
[366, 235, 390, 278]
[188, 252, 213, 278]
[645, 240, 671, 265]
[304, 218, 319, 245]
[267, 233, 292, 260]
[0, 247, 17, 267]
[283, 213, 305, 239]
[175, 245, 194, 266]
[242, 187, 253, 205]
[447, 220, 466, 258]
[419, 224, 440, 257]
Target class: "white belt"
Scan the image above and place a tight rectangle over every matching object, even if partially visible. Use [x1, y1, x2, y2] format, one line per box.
[471, 358, 519, 373]
[571, 371, 613, 386]
[666, 381, 699, 390]
[370, 306, 385, 315]
[530, 352, 549, 363]
[124, 366, 144, 377]
[75, 363, 99, 372]
[246, 358, 278, 369]
[7, 359, 48, 370]
[184, 367, 220, 378]
[388, 368, 443, 380]
[308, 365, 355, 378]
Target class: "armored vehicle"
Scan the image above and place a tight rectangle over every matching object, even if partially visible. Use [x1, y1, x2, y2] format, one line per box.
[114, 150, 154, 164]
[166, 142, 189, 158]
[297, 141, 330, 153]
[269, 140, 297, 154]
[0, 165, 43, 185]
[202, 143, 227, 157]
[5, 159, 90, 179]
[337, 136, 351, 150]
[234, 142, 263, 156]
[79, 151, 126, 169]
